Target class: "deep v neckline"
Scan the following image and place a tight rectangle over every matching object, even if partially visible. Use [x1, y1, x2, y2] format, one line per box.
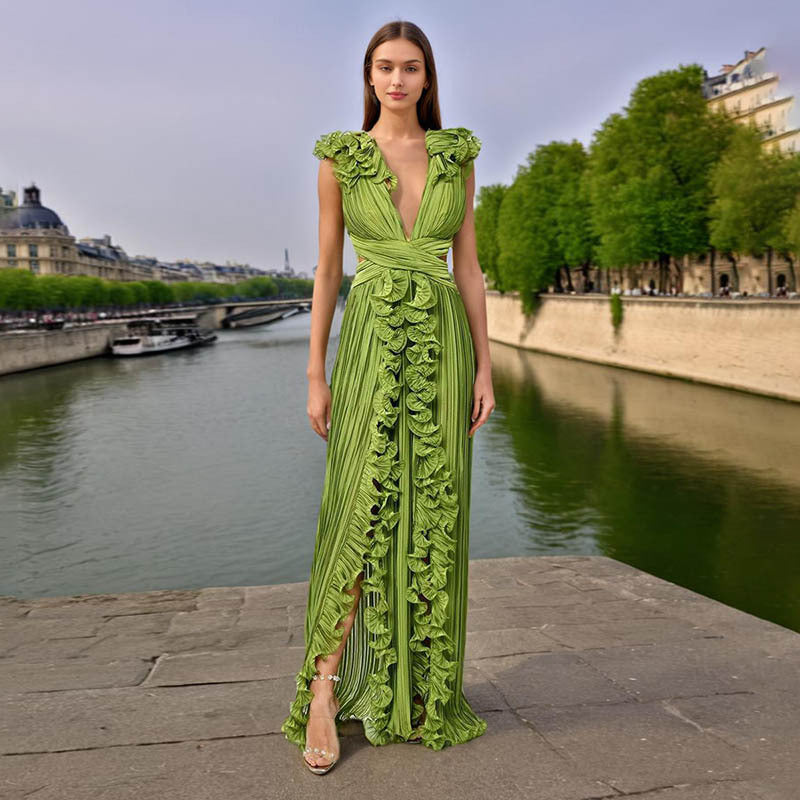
[362, 129, 433, 241]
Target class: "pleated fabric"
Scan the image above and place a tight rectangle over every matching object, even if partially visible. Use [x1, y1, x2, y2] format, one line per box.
[281, 127, 487, 751]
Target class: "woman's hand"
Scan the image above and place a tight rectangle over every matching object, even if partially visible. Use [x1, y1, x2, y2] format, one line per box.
[308, 376, 332, 441]
[469, 368, 495, 437]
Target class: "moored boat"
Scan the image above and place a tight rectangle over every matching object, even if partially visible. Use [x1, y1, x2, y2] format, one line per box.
[110, 316, 217, 356]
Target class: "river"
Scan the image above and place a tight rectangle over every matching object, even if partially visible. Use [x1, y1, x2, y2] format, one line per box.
[1, 300, 798, 633]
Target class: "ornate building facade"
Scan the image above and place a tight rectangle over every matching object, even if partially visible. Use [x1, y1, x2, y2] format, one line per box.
[566, 252, 796, 297]
[703, 47, 800, 153]
[0, 183, 272, 285]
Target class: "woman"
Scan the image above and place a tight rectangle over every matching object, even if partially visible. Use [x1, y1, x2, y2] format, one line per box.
[280, 19, 495, 774]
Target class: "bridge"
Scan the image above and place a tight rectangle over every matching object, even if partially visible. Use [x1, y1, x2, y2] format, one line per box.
[193, 297, 312, 330]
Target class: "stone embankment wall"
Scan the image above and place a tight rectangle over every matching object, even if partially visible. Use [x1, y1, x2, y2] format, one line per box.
[485, 292, 800, 403]
[0, 323, 127, 377]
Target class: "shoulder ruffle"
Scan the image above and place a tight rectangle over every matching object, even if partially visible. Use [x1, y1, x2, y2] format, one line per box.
[312, 130, 396, 193]
[426, 127, 481, 181]
[314, 127, 481, 189]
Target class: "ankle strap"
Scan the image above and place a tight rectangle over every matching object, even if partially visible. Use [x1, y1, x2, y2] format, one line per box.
[312, 672, 341, 681]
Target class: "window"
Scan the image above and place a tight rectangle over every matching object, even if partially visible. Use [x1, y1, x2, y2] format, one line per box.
[29, 244, 38, 257]
[30, 260, 40, 273]
[7, 244, 16, 257]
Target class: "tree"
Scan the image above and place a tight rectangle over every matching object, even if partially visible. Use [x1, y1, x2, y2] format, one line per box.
[0, 269, 41, 310]
[782, 195, 800, 289]
[587, 64, 735, 292]
[709, 124, 800, 292]
[474, 184, 507, 291]
[554, 147, 596, 290]
[493, 140, 595, 307]
[496, 162, 541, 311]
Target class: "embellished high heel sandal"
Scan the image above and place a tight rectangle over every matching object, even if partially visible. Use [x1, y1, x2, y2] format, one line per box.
[302, 672, 341, 775]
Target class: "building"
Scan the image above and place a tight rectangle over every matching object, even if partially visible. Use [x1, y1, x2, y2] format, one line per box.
[0, 184, 77, 276]
[0, 184, 156, 280]
[0, 183, 280, 285]
[1, 187, 16, 210]
[702, 47, 800, 153]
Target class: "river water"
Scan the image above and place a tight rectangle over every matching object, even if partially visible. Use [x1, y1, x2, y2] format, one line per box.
[1, 300, 798, 633]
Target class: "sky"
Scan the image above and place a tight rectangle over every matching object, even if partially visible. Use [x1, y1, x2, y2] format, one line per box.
[2, 0, 798, 276]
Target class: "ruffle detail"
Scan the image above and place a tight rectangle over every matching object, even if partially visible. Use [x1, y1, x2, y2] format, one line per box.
[280, 268, 406, 751]
[312, 130, 397, 194]
[313, 127, 480, 191]
[426, 127, 482, 182]
[364, 265, 466, 749]
[399, 271, 463, 750]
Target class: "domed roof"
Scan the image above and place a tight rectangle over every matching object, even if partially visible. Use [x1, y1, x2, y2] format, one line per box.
[0, 184, 69, 233]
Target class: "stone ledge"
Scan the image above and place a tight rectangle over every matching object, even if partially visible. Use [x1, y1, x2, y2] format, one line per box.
[1, 555, 797, 799]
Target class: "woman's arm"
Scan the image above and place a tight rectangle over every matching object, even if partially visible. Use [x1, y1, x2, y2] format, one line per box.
[452, 166, 495, 437]
[306, 157, 344, 441]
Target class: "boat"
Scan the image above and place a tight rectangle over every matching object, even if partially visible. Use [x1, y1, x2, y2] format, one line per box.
[110, 316, 217, 356]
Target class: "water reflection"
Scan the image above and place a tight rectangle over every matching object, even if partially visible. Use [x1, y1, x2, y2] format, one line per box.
[484, 341, 800, 632]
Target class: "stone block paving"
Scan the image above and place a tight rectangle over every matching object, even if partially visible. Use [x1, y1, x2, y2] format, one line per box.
[1, 556, 798, 799]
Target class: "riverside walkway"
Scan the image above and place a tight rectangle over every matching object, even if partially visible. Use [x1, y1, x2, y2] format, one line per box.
[1, 555, 798, 799]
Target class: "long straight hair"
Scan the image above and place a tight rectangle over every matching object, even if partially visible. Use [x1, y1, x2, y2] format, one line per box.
[361, 20, 442, 133]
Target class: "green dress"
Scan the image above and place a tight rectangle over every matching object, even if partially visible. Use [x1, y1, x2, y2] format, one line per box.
[281, 126, 487, 752]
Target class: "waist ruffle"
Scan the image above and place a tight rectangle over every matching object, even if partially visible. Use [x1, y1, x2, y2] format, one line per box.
[353, 235, 463, 748]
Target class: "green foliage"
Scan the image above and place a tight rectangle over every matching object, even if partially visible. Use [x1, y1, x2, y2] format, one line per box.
[558, 165, 596, 269]
[237, 276, 279, 298]
[709, 124, 800, 257]
[587, 64, 736, 272]
[0, 269, 40, 310]
[143, 280, 174, 305]
[474, 184, 507, 290]
[496, 140, 595, 302]
[0, 268, 314, 312]
[783, 195, 800, 254]
[108, 282, 135, 307]
[610, 292, 623, 330]
[274, 276, 317, 298]
[496, 162, 539, 305]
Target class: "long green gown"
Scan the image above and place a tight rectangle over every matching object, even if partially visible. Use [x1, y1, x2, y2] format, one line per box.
[281, 126, 487, 752]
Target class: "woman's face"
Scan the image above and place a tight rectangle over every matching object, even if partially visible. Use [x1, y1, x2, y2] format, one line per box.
[369, 38, 428, 109]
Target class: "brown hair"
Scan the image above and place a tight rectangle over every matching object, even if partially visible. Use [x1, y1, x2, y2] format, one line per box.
[361, 20, 442, 132]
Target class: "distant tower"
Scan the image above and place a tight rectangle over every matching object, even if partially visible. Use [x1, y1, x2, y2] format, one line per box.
[284, 248, 290, 270]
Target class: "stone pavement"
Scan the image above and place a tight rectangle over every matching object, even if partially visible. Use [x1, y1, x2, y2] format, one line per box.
[1, 555, 798, 799]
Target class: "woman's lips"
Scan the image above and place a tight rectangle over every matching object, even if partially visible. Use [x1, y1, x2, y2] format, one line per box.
[388, 92, 406, 98]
